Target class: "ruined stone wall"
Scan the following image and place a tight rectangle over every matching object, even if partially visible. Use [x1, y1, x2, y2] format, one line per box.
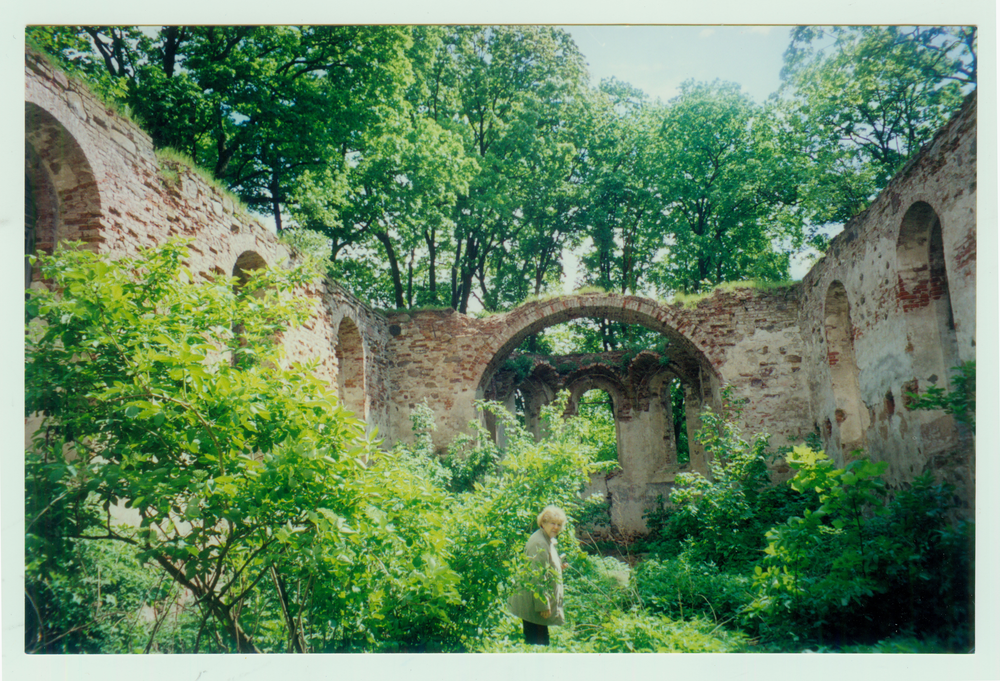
[24, 49, 391, 437]
[797, 93, 977, 497]
[25, 46, 976, 531]
[386, 289, 812, 452]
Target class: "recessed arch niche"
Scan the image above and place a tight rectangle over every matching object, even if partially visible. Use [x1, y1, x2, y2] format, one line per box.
[897, 202, 960, 393]
[335, 317, 367, 419]
[823, 281, 869, 454]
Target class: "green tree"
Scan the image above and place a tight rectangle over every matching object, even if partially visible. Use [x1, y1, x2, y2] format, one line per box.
[576, 78, 663, 298]
[25, 240, 380, 652]
[648, 80, 803, 295]
[27, 26, 416, 231]
[779, 25, 975, 223]
[443, 25, 588, 313]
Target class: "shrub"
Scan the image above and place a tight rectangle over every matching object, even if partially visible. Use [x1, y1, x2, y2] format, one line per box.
[634, 556, 753, 625]
[640, 406, 813, 568]
[745, 446, 973, 649]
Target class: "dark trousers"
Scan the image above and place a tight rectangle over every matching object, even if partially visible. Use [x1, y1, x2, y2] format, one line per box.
[522, 619, 550, 646]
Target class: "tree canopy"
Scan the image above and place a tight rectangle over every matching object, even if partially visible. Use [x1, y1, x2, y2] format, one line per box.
[27, 24, 975, 319]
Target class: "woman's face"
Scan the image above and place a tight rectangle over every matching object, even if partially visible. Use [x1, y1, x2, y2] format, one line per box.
[541, 517, 564, 539]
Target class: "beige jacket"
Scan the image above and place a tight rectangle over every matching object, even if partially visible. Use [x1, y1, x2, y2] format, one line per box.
[507, 528, 565, 626]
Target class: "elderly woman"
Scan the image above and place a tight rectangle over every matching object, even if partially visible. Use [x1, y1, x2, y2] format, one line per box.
[507, 505, 570, 645]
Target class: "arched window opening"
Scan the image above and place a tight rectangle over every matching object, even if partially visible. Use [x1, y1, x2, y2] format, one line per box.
[668, 377, 690, 465]
[824, 281, 869, 453]
[897, 202, 960, 394]
[574, 388, 619, 465]
[231, 251, 268, 368]
[335, 317, 366, 419]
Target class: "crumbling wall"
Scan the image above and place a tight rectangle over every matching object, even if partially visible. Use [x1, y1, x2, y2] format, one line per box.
[24, 49, 391, 437]
[797, 93, 976, 499]
[25, 46, 976, 530]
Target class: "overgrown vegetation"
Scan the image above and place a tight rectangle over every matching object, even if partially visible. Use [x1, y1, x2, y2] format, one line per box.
[25, 244, 974, 654]
[670, 279, 797, 309]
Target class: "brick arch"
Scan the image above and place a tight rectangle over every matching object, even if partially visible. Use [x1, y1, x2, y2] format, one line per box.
[24, 102, 104, 264]
[475, 293, 720, 397]
[335, 316, 367, 419]
[562, 365, 631, 421]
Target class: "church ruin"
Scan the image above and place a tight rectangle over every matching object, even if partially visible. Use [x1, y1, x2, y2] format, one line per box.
[25, 47, 977, 533]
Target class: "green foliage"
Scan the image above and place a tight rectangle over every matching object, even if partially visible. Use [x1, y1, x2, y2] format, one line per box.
[671, 279, 797, 308]
[24, 532, 202, 653]
[746, 446, 891, 642]
[779, 26, 975, 223]
[745, 446, 972, 648]
[25, 240, 383, 652]
[501, 353, 536, 384]
[868, 473, 974, 650]
[437, 398, 601, 647]
[573, 389, 619, 465]
[642, 407, 811, 568]
[906, 360, 976, 432]
[477, 549, 749, 653]
[646, 80, 802, 295]
[634, 556, 753, 625]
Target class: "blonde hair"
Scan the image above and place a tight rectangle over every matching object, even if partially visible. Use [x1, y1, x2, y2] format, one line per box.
[537, 505, 567, 528]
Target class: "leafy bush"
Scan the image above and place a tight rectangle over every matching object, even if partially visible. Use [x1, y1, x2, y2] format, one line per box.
[479, 611, 748, 653]
[745, 446, 973, 649]
[24, 535, 203, 653]
[867, 473, 974, 650]
[640, 407, 812, 568]
[905, 360, 975, 431]
[563, 553, 640, 627]
[634, 556, 753, 625]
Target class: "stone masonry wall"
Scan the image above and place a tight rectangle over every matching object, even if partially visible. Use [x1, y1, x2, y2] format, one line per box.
[25, 46, 976, 530]
[797, 93, 977, 498]
[25, 49, 391, 437]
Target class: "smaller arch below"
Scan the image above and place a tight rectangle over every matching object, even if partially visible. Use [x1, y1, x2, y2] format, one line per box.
[335, 317, 367, 419]
[233, 251, 268, 286]
[562, 365, 631, 422]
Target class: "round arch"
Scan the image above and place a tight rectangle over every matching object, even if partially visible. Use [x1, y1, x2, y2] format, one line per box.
[335, 316, 367, 420]
[474, 294, 721, 405]
[25, 102, 103, 281]
[896, 201, 960, 393]
[562, 365, 631, 421]
[823, 280, 869, 454]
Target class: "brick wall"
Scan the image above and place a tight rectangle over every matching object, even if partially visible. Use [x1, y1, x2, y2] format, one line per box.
[25, 47, 976, 530]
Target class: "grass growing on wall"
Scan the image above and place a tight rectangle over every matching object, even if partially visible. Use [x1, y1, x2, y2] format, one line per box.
[154, 148, 251, 215]
[671, 280, 798, 309]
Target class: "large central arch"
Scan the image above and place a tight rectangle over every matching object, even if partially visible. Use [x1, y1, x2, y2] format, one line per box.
[471, 293, 723, 534]
[474, 293, 722, 399]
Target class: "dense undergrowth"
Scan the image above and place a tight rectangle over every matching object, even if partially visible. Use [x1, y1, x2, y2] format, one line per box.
[25, 243, 974, 654]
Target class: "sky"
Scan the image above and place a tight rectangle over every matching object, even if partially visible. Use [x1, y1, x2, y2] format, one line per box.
[562, 25, 793, 104]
